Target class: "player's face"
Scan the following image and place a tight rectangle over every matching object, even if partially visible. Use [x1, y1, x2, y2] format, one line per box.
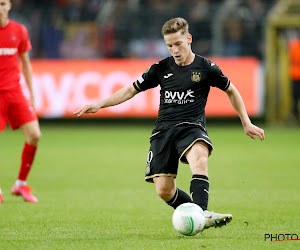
[0, 0, 11, 22]
[164, 30, 193, 66]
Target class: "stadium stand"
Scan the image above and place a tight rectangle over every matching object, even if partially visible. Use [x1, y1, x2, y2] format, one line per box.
[10, 0, 278, 59]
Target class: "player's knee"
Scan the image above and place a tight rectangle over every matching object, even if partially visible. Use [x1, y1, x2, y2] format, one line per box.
[195, 154, 208, 167]
[156, 187, 175, 201]
[189, 153, 207, 167]
[189, 154, 208, 175]
[186, 142, 209, 168]
[27, 130, 41, 145]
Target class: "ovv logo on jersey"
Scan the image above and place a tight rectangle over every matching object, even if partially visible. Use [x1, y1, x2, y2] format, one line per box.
[191, 72, 201, 82]
[164, 89, 195, 104]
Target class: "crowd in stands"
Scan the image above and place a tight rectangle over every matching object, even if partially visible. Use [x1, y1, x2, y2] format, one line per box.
[10, 0, 279, 60]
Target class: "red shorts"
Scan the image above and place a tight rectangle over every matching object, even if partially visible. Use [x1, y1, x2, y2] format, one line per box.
[0, 89, 38, 131]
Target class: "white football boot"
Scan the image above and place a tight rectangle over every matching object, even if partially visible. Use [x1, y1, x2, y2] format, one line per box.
[203, 210, 233, 229]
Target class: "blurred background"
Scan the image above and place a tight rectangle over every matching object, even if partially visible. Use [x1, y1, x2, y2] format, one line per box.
[11, 0, 300, 125]
[13, 0, 277, 59]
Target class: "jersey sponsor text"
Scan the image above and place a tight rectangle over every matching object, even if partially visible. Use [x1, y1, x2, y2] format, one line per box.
[164, 89, 195, 104]
[0, 48, 18, 56]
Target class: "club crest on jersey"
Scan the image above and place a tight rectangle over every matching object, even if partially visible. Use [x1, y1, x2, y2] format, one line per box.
[10, 33, 17, 43]
[191, 72, 201, 82]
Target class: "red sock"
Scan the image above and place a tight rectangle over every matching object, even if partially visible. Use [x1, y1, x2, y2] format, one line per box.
[17, 143, 37, 181]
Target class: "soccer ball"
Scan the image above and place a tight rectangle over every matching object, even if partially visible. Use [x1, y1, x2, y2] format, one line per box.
[172, 203, 205, 236]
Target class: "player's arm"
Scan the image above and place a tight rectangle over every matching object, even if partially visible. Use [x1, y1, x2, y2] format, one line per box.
[19, 51, 34, 108]
[73, 84, 138, 117]
[225, 83, 265, 141]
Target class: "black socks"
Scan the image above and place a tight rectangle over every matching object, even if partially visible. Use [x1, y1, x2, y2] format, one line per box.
[166, 188, 192, 209]
[190, 174, 209, 210]
[166, 174, 209, 210]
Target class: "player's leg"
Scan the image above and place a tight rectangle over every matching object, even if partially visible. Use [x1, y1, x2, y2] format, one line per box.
[0, 92, 8, 203]
[7, 90, 41, 202]
[184, 141, 209, 210]
[18, 120, 41, 182]
[11, 120, 41, 202]
[153, 176, 192, 209]
[185, 141, 232, 229]
[0, 187, 3, 204]
[145, 129, 192, 209]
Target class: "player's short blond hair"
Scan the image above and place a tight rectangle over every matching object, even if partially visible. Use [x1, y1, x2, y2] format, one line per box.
[161, 17, 189, 36]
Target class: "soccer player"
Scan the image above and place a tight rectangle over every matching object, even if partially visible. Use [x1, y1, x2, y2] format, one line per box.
[0, 0, 41, 203]
[74, 17, 265, 229]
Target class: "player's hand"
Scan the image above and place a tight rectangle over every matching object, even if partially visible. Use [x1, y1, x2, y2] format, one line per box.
[73, 104, 101, 117]
[244, 123, 265, 141]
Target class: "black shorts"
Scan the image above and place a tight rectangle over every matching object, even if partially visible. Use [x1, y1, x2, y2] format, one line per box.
[145, 123, 213, 183]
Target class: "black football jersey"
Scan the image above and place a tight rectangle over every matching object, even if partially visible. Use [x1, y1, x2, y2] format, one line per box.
[133, 55, 230, 132]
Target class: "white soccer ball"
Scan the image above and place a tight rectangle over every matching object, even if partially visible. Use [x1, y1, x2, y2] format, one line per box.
[172, 203, 206, 236]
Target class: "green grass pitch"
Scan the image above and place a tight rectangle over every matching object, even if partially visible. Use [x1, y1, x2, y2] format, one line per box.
[0, 122, 299, 249]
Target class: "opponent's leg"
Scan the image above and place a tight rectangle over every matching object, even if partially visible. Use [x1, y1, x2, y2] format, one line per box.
[12, 121, 41, 203]
[0, 187, 3, 204]
[153, 176, 192, 209]
[185, 141, 232, 229]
